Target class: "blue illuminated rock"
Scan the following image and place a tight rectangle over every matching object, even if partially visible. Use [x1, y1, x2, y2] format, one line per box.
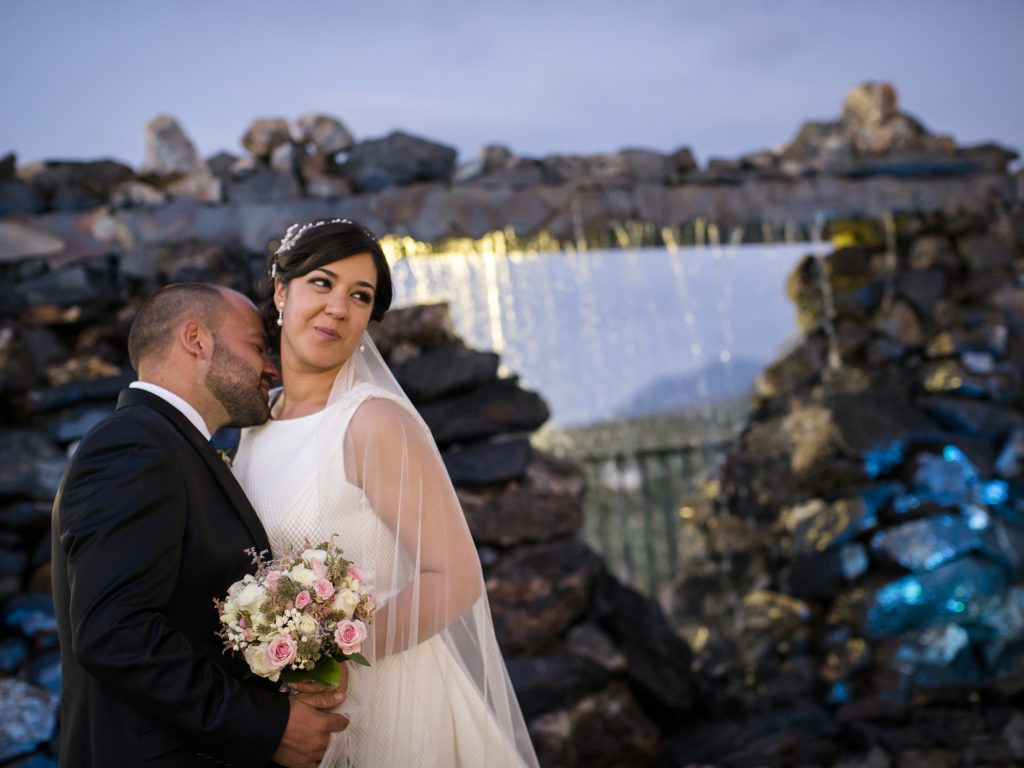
[3, 593, 58, 639]
[867, 556, 1007, 638]
[0, 678, 57, 762]
[870, 514, 981, 572]
[0, 636, 29, 673]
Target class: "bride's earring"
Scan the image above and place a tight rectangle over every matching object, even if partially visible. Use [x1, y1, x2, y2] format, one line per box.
[359, 343, 365, 352]
[277, 301, 285, 327]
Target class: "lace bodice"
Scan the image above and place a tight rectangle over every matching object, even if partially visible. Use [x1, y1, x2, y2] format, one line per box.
[233, 383, 413, 602]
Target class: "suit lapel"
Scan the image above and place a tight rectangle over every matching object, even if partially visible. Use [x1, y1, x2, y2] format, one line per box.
[115, 389, 273, 553]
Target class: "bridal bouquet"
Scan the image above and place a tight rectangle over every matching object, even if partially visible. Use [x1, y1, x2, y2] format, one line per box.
[214, 539, 376, 686]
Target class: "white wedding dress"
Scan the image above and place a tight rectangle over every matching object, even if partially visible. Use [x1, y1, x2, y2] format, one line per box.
[233, 381, 535, 768]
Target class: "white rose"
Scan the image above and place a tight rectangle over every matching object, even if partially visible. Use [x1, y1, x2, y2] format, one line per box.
[236, 583, 266, 614]
[220, 597, 240, 623]
[296, 615, 318, 639]
[226, 580, 247, 599]
[301, 549, 328, 566]
[289, 564, 316, 587]
[243, 643, 279, 681]
[331, 589, 360, 619]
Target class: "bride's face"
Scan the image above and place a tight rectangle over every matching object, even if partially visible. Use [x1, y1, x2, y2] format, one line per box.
[275, 253, 378, 376]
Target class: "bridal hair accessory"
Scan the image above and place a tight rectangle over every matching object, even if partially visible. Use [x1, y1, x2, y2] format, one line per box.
[214, 539, 376, 686]
[277, 301, 285, 327]
[276, 218, 355, 256]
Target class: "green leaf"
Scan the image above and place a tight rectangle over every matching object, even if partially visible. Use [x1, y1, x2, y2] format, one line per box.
[346, 652, 371, 667]
[279, 656, 341, 688]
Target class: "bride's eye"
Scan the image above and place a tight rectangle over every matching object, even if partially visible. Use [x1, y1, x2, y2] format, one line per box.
[309, 277, 332, 289]
[352, 290, 374, 305]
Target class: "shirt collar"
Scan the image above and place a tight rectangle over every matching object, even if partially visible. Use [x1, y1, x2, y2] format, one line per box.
[129, 381, 212, 440]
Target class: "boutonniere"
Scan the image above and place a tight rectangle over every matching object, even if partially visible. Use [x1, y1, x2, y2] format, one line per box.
[217, 448, 234, 468]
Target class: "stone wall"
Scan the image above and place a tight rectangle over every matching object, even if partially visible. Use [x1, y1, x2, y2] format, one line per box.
[656, 208, 1024, 766]
[1, 82, 1019, 265]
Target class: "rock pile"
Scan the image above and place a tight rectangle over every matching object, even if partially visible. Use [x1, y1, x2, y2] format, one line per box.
[0, 240, 695, 766]
[659, 207, 1024, 766]
[1, 83, 1018, 258]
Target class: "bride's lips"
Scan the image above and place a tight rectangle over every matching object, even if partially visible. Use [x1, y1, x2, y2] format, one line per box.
[314, 326, 340, 340]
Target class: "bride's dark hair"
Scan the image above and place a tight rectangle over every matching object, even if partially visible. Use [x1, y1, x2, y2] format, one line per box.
[264, 219, 394, 342]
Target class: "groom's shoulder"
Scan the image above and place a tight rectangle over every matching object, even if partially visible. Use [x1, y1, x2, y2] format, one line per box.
[77, 391, 185, 453]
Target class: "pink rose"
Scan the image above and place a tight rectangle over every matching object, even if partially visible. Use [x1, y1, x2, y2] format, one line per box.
[334, 619, 368, 655]
[310, 558, 328, 580]
[314, 578, 335, 601]
[295, 590, 312, 610]
[265, 634, 297, 670]
[265, 571, 283, 592]
[346, 565, 364, 583]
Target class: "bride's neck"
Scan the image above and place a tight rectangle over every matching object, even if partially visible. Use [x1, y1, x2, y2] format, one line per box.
[275, 366, 338, 420]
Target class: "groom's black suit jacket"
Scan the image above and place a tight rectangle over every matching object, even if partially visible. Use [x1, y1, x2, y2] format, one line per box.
[51, 388, 290, 767]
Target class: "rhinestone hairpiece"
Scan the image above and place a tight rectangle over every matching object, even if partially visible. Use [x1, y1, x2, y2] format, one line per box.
[275, 218, 354, 256]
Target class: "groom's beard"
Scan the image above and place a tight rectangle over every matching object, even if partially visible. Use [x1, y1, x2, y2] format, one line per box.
[206, 343, 272, 428]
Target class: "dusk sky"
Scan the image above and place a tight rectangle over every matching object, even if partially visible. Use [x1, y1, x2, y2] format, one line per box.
[2, 0, 1022, 169]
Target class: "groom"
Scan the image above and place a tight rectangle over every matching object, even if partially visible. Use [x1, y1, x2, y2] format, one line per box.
[51, 283, 347, 767]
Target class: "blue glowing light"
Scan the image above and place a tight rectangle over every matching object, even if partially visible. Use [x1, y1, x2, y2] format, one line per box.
[965, 505, 990, 530]
[877, 576, 924, 607]
[943, 445, 964, 463]
[893, 495, 921, 514]
[864, 442, 904, 479]
[945, 598, 967, 613]
[830, 682, 852, 704]
[981, 480, 1009, 506]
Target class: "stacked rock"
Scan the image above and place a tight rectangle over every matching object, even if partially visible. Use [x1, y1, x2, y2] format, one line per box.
[2, 82, 1018, 248]
[658, 208, 1024, 766]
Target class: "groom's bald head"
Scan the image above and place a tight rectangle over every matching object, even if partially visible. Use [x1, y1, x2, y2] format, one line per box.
[128, 283, 231, 372]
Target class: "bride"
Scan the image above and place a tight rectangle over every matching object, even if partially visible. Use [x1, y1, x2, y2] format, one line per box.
[231, 219, 539, 768]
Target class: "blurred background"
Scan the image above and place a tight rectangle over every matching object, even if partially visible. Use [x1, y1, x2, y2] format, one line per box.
[3, 1, 1024, 766]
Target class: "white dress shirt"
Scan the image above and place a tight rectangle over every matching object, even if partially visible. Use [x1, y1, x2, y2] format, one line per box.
[129, 381, 212, 440]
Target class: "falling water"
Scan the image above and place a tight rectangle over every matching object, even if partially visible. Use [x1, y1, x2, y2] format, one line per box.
[384, 224, 828, 600]
[386, 230, 814, 428]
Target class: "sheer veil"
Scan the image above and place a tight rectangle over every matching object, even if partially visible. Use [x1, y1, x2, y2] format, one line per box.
[312, 332, 538, 767]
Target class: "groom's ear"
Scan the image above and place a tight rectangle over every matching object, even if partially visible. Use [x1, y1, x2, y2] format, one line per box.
[180, 320, 212, 359]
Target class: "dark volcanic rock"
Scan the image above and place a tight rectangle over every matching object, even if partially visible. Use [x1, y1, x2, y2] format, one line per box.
[441, 437, 532, 486]
[506, 653, 612, 720]
[393, 344, 499, 402]
[0, 431, 67, 500]
[459, 451, 585, 546]
[343, 131, 457, 193]
[0, 179, 44, 214]
[487, 537, 597, 655]
[27, 372, 133, 414]
[17, 159, 135, 211]
[588, 565, 696, 725]
[418, 379, 549, 446]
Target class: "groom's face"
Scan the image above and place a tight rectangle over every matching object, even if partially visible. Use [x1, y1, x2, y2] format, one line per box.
[206, 296, 277, 427]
